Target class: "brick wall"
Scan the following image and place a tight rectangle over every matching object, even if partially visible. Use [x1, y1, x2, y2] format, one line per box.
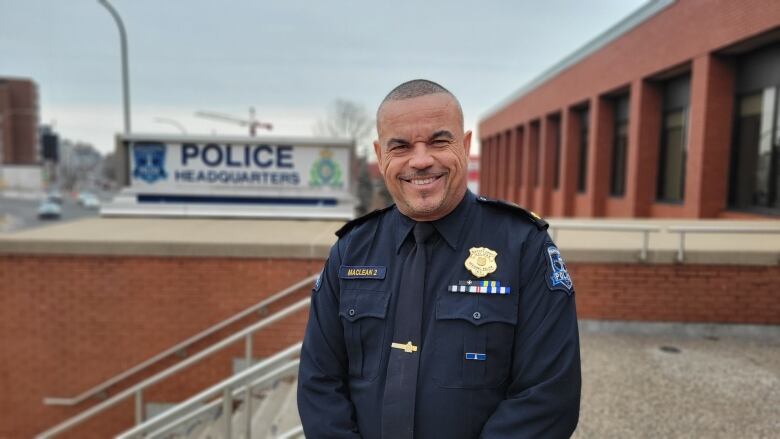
[0, 255, 321, 439]
[1, 254, 778, 438]
[478, 0, 780, 219]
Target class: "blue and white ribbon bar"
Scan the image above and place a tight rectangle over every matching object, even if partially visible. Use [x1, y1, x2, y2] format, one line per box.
[464, 352, 487, 361]
[458, 280, 501, 287]
[448, 284, 510, 294]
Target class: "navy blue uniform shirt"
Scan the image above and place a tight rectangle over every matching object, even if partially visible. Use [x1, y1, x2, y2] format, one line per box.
[298, 190, 581, 438]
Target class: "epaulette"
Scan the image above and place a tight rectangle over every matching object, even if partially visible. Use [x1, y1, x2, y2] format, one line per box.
[476, 196, 549, 230]
[336, 205, 395, 238]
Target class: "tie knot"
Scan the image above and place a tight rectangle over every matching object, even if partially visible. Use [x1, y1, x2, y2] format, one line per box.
[413, 222, 435, 245]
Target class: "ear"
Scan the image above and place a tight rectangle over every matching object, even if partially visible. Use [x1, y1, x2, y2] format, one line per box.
[463, 130, 472, 158]
[373, 139, 385, 175]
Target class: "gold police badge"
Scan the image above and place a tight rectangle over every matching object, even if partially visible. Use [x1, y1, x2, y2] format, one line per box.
[465, 247, 498, 278]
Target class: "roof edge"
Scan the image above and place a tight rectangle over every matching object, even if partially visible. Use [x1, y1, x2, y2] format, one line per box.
[480, 0, 676, 125]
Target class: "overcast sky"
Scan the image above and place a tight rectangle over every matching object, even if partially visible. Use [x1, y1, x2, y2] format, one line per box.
[0, 0, 646, 154]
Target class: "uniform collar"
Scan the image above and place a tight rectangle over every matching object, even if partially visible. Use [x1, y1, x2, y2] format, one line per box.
[393, 190, 475, 253]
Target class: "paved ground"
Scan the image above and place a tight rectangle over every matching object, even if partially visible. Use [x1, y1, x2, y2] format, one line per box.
[574, 329, 780, 438]
[0, 195, 99, 232]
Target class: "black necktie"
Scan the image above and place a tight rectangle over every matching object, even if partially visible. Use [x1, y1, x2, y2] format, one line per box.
[381, 222, 435, 439]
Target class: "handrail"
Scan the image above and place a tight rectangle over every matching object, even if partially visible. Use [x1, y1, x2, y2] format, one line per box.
[549, 222, 663, 261]
[666, 225, 780, 262]
[43, 274, 317, 406]
[36, 297, 312, 439]
[278, 425, 305, 439]
[119, 353, 302, 438]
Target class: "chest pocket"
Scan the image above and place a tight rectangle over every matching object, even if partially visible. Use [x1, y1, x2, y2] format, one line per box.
[339, 289, 390, 381]
[433, 292, 518, 389]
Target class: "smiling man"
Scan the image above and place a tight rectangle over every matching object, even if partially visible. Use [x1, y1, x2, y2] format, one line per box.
[298, 79, 581, 439]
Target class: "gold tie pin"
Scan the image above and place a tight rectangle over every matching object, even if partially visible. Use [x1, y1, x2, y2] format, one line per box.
[391, 341, 418, 353]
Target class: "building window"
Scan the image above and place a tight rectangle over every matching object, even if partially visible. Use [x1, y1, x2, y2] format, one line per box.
[531, 121, 540, 187]
[730, 89, 779, 209]
[729, 43, 780, 212]
[657, 75, 691, 203]
[550, 115, 562, 190]
[515, 126, 524, 193]
[577, 108, 589, 193]
[610, 95, 629, 197]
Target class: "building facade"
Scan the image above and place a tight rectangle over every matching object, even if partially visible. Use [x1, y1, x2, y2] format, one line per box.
[0, 77, 39, 165]
[478, 0, 780, 219]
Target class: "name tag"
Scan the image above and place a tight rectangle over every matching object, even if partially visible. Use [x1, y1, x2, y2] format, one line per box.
[338, 266, 386, 279]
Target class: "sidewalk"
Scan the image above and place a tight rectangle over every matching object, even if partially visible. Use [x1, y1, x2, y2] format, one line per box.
[574, 327, 780, 438]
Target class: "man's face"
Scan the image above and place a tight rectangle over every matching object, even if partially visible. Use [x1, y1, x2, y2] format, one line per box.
[374, 93, 471, 222]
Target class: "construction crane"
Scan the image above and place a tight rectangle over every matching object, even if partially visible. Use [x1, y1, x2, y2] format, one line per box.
[194, 107, 273, 137]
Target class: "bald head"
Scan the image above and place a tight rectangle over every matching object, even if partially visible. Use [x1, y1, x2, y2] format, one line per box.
[377, 79, 463, 128]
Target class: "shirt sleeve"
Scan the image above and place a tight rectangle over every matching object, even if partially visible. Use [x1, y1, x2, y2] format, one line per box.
[479, 229, 581, 438]
[297, 241, 362, 438]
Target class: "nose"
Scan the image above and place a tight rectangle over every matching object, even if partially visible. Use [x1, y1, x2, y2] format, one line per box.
[408, 142, 434, 170]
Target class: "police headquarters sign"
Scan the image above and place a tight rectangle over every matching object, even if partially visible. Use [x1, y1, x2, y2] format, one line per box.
[104, 134, 356, 219]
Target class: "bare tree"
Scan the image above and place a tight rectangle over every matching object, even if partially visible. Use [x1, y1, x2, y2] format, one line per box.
[314, 99, 375, 157]
[314, 99, 378, 214]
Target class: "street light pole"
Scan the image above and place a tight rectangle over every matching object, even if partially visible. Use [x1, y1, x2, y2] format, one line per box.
[98, 0, 131, 134]
[154, 117, 187, 134]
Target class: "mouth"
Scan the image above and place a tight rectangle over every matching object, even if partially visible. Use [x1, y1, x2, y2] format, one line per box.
[399, 173, 446, 188]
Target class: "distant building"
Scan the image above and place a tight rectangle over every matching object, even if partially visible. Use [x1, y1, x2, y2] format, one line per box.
[479, 0, 780, 218]
[0, 77, 39, 165]
[467, 154, 479, 195]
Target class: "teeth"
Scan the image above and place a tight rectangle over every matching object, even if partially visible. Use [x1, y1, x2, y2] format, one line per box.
[411, 177, 436, 185]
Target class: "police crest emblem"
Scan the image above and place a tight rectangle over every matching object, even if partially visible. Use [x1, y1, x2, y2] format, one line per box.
[465, 247, 498, 278]
[309, 149, 342, 188]
[132, 142, 167, 183]
[546, 245, 573, 293]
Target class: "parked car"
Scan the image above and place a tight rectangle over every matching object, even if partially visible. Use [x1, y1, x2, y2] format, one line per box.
[47, 190, 63, 204]
[81, 194, 101, 209]
[77, 191, 95, 206]
[37, 200, 62, 220]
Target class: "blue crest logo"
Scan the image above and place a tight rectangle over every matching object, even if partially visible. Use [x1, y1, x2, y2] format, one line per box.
[132, 142, 167, 183]
[546, 245, 573, 292]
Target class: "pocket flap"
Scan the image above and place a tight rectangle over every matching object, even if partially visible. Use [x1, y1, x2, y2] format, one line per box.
[339, 289, 390, 322]
[436, 294, 518, 326]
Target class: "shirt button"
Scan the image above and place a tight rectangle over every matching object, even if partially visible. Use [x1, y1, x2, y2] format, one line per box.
[348, 309, 356, 317]
[472, 311, 481, 320]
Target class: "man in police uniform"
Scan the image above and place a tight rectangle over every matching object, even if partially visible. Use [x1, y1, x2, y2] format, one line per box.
[298, 80, 580, 438]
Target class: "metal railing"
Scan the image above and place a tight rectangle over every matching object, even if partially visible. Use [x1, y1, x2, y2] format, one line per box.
[666, 225, 780, 262]
[549, 222, 663, 261]
[278, 425, 305, 439]
[36, 295, 313, 438]
[116, 344, 302, 439]
[43, 274, 317, 407]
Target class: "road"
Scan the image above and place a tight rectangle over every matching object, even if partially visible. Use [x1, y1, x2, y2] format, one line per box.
[0, 195, 101, 232]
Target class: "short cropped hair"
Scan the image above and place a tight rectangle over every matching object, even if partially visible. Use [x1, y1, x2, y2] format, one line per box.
[377, 79, 463, 126]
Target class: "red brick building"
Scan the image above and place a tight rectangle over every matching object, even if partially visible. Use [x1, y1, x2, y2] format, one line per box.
[0, 77, 39, 165]
[479, 0, 780, 219]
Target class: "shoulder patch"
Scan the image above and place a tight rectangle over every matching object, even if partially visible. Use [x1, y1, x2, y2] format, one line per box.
[545, 244, 573, 295]
[336, 205, 395, 238]
[313, 268, 323, 292]
[476, 196, 548, 230]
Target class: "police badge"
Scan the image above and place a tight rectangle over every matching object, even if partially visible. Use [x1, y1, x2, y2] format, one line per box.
[132, 142, 167, 183]
[546, 244, 573, 294]
[465, 247, 498, 278]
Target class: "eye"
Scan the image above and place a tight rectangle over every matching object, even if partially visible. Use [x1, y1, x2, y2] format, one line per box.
[431, 138, 450, 146]
[389, 143, 409, 152]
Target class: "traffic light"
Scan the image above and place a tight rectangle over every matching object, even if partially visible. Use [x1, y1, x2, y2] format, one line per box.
[42, 132, 59, 162]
